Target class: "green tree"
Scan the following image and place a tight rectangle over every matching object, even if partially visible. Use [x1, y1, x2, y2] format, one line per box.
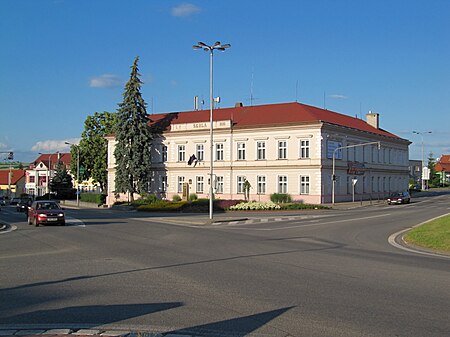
[70, 111, 116, 192]
[114, 56, 152, 201]
[49, 161, 74, 198]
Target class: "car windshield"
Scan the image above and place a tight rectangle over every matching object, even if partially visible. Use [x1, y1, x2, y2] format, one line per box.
[37, 202, 60, 210]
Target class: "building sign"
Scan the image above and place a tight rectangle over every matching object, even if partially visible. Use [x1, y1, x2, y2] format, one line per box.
[171, 120, 232, 132]
[347, 162, 365, 175]
[327, 141, 343, 159]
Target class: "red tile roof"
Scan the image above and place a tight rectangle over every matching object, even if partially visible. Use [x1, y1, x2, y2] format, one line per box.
[436, 155, 450, 172]
[0, 169, 25, 185]
[29, 153, 72, 170]
[148, 102, 400, 139]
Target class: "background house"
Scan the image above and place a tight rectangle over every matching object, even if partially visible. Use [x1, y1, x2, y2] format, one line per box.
[0, 169, 26, 197]
[435, 155, 450, 186]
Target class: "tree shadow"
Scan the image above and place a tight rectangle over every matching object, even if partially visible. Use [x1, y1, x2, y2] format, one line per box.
[168, 306, 294, 337]
[1, 302, 183, 326]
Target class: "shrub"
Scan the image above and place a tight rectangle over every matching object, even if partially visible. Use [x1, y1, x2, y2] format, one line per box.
[137, 201, 187, 212]
[80, 193, 106, 204]
[172, 194, 182, 202]
[189, 193, 198, 201]
[215, 199, 243, 210]
[131, 193, 160, 206]
[278, 203, 329, 210]
[229, 201, 281, 210]
[270, 193, 292, 203]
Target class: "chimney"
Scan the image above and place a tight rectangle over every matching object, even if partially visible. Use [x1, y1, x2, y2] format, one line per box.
[366, 111, 379, 129]
[194, 96, 199, 110]
[235, 102, 243, 108]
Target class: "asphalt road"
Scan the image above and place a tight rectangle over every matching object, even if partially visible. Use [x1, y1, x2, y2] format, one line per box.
[0, 195, 449, 337]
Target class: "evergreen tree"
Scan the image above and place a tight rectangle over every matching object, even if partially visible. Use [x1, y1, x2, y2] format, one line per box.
[49, 161, 74, 198]
[114, 56, 152, 201]
[70, 111, 116, 192]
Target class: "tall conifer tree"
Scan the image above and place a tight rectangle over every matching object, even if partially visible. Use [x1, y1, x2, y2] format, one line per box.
[114, 57, 152, 201]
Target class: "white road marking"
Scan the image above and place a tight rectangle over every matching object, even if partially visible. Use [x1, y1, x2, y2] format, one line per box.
[226, 213, 392, 231]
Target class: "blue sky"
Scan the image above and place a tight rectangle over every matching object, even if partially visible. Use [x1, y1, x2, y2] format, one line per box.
[1, 0, 449, 163]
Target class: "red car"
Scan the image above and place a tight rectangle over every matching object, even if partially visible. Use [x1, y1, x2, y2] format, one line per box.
[27, 201, 65, 226]
[387, 191, 411, 205]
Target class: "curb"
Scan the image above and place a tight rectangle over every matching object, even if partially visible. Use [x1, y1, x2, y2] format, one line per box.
[388, 212, 450, 259]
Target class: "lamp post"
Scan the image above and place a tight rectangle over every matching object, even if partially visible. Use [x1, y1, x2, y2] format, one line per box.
[65, 142, 80, 206]
[193, 41, 231, 221]
[413, 131, 432, 190]
[332, 141, 381, 205]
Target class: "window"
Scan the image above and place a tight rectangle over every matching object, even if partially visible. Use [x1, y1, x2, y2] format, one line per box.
[161, 145, 167, 162]
[177, 176, 185, 193]
[278, 140, 287, 159]
[299, 139, 310, 158]
[237, 176, 246, 194]
[300, 175, 310, 194]
[178, 144, 185, 162]
[257, 176, 266, 194]
[196, 176, 204, 193]
[29, 176, 35, 183]
[216, 143, 224, 161]
[278, 175, 287, 193]
[196, 144, 204, 161]
[161, 176, 167, 192]
[237, 142, 246, 160]
[257, 141, 266, 160]
[216, 176, 224, 193]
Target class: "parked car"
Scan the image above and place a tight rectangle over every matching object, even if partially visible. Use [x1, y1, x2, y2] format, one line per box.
[27, 201, 65, 226]
[16, 198, 33, 212]
[387, 191, 411, 205]
[10, 197, 21, 205]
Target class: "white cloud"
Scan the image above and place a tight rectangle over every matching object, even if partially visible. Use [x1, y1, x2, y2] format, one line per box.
[330, 94, 348, 99]
[89, 74, 123, 88]
[0, 142, 7, 150]
[171, 3, 201, 17]
[31, 138, 80, 152]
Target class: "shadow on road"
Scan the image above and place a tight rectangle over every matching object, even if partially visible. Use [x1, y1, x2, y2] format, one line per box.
[167, 306, 294, 337]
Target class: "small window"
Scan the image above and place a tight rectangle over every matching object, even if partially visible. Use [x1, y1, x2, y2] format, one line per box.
[196, 144, 204, 161]
[257, 141, 266, 160]
[278, 140, 287, 159]
[278, 175, 287, 193]
[257, 176, 266, 194]
[196, 176, 204, 193]
[237, 176, 246, 194]
[178, 145, 186, 162]
[216, 143, 224, 161]
[237, 142, 246, 160]
[299, 139, 310, 158]
[216, 176, 224, 194]
[300, 175, 310, 194]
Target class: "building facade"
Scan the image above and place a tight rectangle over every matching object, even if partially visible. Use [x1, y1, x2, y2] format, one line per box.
[106, 102, 411, 206]
[0, 169, 26, 197]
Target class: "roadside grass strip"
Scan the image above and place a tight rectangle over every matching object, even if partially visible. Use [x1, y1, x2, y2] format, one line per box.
[404, 214, 450, 253]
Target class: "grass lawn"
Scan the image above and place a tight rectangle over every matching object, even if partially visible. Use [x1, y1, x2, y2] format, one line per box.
[404, 214, 450, 253]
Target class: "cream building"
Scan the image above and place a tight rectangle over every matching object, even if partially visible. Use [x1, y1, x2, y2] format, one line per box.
[106, 102, 410, 206]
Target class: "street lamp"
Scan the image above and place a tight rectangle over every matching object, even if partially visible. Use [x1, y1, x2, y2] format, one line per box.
[193, 41, 231, 221]
[413, 131, 432, 190]
[332, 141, 381, 205]
[65, 141, 80, 207]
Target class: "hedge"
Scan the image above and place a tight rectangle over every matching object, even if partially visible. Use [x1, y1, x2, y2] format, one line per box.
[80, 193, 106, 204]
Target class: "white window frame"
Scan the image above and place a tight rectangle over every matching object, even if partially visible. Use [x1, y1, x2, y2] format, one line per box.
[257, 175, 266, 194]
[216, 176, 224, 194]
[161, 145, 167, 162]
[178, 144, 186, 162]
[161, 176, 167, 192]
[299, 139, 310, 159]
[257, 141, 266, 160]
[216, 143, 224, 161]
[300, 175, 310, 194]
[237, 176, 246, 194]
[237, 142, 246, 160]
[196, 144, 204, 162]
[196, 176, 204, 193]
[278, 140, 287, 159]
[278, 175, 288, 193]
[177, 176, 185, 193]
